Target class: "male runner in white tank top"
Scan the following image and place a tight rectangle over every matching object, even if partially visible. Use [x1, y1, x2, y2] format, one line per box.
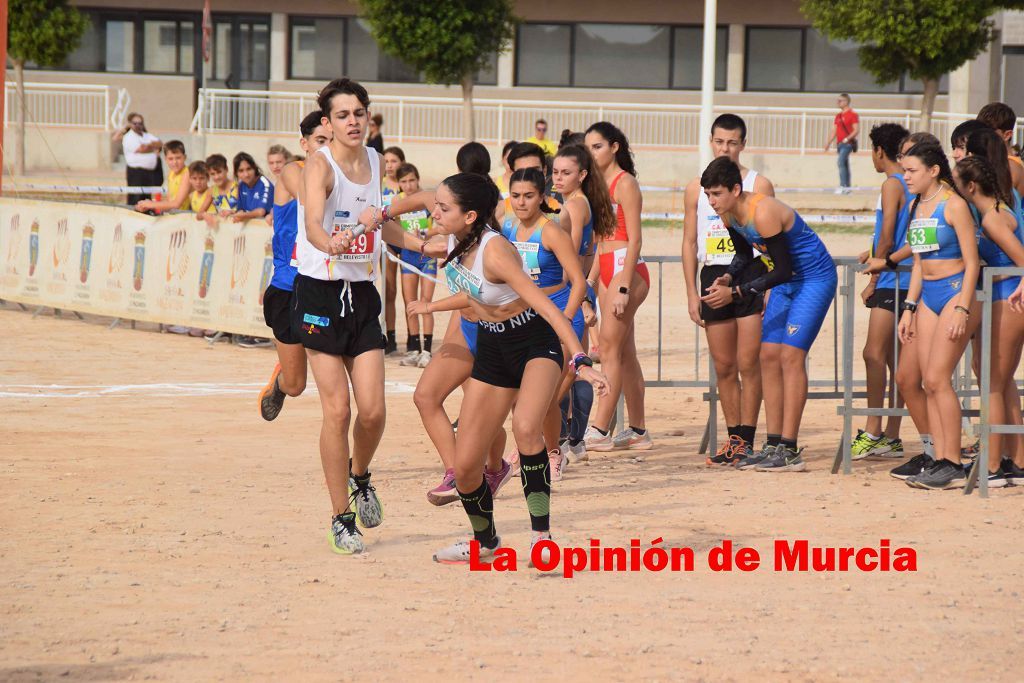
[298, 78, 446, 554]
[682, 114, 775, 466]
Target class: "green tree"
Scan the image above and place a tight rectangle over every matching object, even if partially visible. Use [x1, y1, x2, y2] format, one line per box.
[358, 0, 517, 140]
[8, 0, 89, 175]
[801, 0, 1021, 130]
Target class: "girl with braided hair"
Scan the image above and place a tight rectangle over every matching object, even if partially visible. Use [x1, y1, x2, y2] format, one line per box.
[896, 144, 981, 490]
[956, 156, 1024, 487]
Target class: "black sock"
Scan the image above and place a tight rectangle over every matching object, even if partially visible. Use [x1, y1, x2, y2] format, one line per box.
[458, 479, 497, 547]
[406, 334, 421, 353]
[518, 449, 550, 532]
[727, 425, 739, 440]
[569, 438, 582, 447]
[423, 334, 433, 353]
[738, 425, 756, 445]
[780, 438, 797, 451]
[386, 330, 396, 347]
[594, 426, 608, 436]
[629, 425, 646, 436]
[767, 434, 782, 447]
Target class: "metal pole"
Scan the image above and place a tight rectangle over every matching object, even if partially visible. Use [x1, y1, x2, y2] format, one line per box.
[0, 0, 7, 195]
[657, 261, 663, 381]
[966, 270, 992, 496]
[707, 352, 718, 459]
[698, 0, 718, 171]
[833, 263, 855, 474]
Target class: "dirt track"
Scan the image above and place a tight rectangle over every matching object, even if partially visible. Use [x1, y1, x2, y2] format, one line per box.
[3, 229, 1023, 682]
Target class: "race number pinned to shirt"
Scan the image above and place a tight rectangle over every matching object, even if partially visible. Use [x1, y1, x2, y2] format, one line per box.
[400, 210, 431, 237]
[330, 210, 375, 262]
[612, 247, 645, 277]
[908, 218, 939, 254]
[445, 260, 482, 300]
[704, 224, 736, 265]
[511, 241, 541, 281]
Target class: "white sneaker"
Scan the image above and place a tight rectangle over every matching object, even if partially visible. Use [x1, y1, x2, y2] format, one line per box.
[399, 351, 422, 366]
[549, 448, 568, 483]
[416, 350, 432, 368]
[612, 427, 653, 450]
[567, 441, 588, 463]
[583, 425, 614, 452]
[528, 531, 554, 569]
[433, 537, 500, 565]
[834, 188, 845, 195]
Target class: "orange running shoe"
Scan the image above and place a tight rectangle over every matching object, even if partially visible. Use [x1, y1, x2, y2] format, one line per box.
[259, 363, 286, 421]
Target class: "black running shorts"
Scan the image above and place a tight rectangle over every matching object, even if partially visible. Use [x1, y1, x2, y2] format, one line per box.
[699, 261, 766, 323]
[864, 287, 906, 313]
[471, 308, 564, 389]
[263, 284, 300, 345]
[290, 274, 385, 357]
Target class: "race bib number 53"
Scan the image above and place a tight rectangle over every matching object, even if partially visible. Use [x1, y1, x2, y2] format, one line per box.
[908, 218, 939, 254]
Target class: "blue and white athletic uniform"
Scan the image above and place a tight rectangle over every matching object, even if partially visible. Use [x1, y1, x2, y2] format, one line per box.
[908, 188, 966, 314]
[872, 173, 913, 291]
[976, 189, 1024, 302]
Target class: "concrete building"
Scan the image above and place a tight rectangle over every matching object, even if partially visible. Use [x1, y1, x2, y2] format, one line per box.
[8, 1, 1024, 183]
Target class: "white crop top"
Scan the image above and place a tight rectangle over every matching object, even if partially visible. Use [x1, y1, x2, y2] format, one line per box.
[444, 230, 520, 306]
[295, 145, 382, 282]
[696, 168, 758, 265]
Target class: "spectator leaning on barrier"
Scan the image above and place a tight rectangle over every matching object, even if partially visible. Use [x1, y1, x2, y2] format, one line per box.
[824, 94, 859, 195]
[204, 154, 238, 226]
[188, 162, 212, 216]
[231, 152, 274, 224]
[526, 118, 558, 158]
[135, 141, 191, 214]
[121, 112, 163, 206]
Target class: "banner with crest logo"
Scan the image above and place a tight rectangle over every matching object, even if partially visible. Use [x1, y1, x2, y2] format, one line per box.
[0, 198, 275, 336]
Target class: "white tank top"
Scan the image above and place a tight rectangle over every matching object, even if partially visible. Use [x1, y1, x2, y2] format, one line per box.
[295, 146, 382, 282]
[696, 169, 759, 265]
[445, 230, 519, 306]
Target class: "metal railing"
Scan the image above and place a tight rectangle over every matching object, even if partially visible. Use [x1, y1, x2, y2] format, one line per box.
[190, 87, 1024, 153]
[4, 82, 125, 131]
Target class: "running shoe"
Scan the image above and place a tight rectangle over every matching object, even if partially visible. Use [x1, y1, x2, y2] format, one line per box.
[850, 430, 889, 460]
[707, 435, 745, 466]
[877, 436, 904, 458]
[961, 439, 980, 465]
[416, 351, 432, 368]
[504, 449, 521, 476]
[238, 336, 273, 348]
[1000, 457, 1024, 486]
[549, 448, 568, 483]
[984, 469, 1009, 489]
[906, 459, 965, 490]
[398, 351, 421, 367]
[166, 324, 190, 335]
[328, 512, 363, 554]
[755, 446, 807, 472]
[485, 459, 514, 497]
[348, 470, 383, 528]
[583, 426, 614, 452]
[889, 453, 933, 480]
[433, 537, 500, 565]
[612, 427, 653, 451]
[258, 363, 287, 422]
[528, 531, 554, 569]
[566, 440, 588, 464]
[427, 468, 459, 506]
[737, 443, 776, 471]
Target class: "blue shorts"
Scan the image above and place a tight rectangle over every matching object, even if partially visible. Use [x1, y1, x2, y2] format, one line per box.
[387, 244, 402, 257]
[922, 271, 965, 314]
[548, 285, 585, 342]
[977, 271, 1020, 302]
[762, 273, 837, 351]
[399, 248, 437, 276]
[460, 316, 478, 356]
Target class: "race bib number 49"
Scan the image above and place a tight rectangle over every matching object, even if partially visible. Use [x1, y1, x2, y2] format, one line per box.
[330, 212, 375, 262]
[908, 218, 939, 254]
[704, 225, 735, 265]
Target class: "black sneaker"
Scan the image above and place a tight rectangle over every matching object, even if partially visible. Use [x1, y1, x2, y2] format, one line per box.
[238, 336, 273, 349]
[755, 446, 806, 472]
[258, 364, 287, 421]
[985, 469, 1009, 489]
[737, 443, 775, 470]
[889, 453, 933, 480]
[1000, 457, 1024, 486]
[907, 459, 965, 490]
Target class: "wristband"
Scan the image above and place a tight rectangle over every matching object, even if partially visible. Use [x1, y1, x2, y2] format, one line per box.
[954, 305, 970, 317]
[569, 353, 593, 375]
[884, 256, 897, 270]
[901, 300, 917, 314]
[583, 295, 594, 307]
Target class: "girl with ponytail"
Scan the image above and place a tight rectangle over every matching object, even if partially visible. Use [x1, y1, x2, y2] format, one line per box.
[414, 172, 608, 565]
[955, 155, 1024, 486]
[895, 143, 981, 490]
[583, 121, 651, 452]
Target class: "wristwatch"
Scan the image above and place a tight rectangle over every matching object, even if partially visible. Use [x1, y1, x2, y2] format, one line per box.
[582, 295, 594, 307]
[901, 300, 918, 314]
[619, 286, 629, 295]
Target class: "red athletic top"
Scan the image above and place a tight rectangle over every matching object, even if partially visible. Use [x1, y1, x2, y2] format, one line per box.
[606, 170, 629, 241]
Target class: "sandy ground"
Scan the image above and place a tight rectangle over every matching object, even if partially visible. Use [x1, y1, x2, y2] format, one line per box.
[3, 229, 1023, 682]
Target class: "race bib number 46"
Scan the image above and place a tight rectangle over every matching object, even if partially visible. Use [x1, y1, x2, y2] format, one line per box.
[908, 218, 939, 254]
[704, 225, 735, 265]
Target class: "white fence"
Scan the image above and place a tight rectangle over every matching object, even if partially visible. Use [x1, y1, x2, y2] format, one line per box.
[4, 82, 129, 131]
[190, 87, 1024, 153]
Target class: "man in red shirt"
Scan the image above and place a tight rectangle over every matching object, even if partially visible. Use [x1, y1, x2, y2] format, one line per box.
[824, 93, 859, 194]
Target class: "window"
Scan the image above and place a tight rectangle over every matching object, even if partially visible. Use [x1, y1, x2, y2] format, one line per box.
[516, 22, 728, 89]
[672, 26, 728, 90]
[143, 20, 178, 73]
[575, 24, 670, 88]
[106, 20, 136, 72]
[290, 17, 344, 80]
[746, 26, 950, 94]
[65, 13, 103, 71]
[288, 16, 497, 85]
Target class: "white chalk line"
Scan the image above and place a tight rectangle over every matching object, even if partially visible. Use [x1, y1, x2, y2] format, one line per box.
[0, 381, 416, 399]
